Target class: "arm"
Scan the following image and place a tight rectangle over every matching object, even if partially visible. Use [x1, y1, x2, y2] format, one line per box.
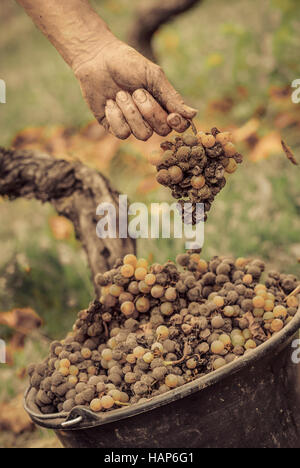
[17, 0, 197, 140]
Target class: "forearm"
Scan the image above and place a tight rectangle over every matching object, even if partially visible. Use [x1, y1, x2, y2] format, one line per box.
[16, 0, 115, 69]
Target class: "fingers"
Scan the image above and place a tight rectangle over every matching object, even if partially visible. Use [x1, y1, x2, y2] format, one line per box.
[132, 89, 171, 137]
[115, 91, 153, 141]
[150, 66, 198, 119]
[104, 100, 131, 140]
[167, 113, 190, 133]
[103, 85, 195, 140]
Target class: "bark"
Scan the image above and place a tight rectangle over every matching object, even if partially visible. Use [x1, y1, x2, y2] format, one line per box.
[129, 0, 201, 61]
[0, 147, 135, 296]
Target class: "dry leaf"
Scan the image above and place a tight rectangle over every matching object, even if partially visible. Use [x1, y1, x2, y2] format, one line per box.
[232, 118, 260, 143]
[249, 132, 282, 162]
[49, 216, 73, 240]
[243, 312, 267, 342]
[0, 308, 42, 335]
[0, 394, 34, 434]
[281, 140, 298, 166]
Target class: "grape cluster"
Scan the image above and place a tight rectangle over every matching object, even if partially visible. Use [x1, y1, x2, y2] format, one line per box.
[29, 254, 299, 415]
[148, 128, 243, 223]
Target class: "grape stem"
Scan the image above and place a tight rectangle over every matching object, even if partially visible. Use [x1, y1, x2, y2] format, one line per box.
[285, 284, 300, 300]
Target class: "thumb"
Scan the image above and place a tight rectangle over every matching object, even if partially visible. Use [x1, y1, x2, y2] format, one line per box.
[149, 66, 198, 119]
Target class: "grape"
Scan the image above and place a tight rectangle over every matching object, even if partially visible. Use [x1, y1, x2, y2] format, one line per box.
[120, 264, 135, 278]
[133, 346, 146, 358]
[200, 134, 215, 148]
[264, 300, 274, 312]
[253, 308, 264, 318]
[253, 296, 265, 308]
[143, 352, 154, 364]
[101, 349, 113, 361]
[197, 259, 208, 273]
[225, 159, 237, 174]
[109, 285, 124, 297]
[59, 367, 70, 377]
[223, 306, 234, 317]
[287, 296, 299, 308]
[245, 340, 257, 350]
[136, 258, 149, 269]
[160, 302, 174, 316]
[216, 132, 233, 145]
[121, 301, 135, 317]
[243, 274, 253, 285]
[191, 175, 205, 189]
[165, 374, 178, 388]
[90, 398, 103, 412]
[213, 296, 225, 308]
[144, 274, 156, 286]
[211, 340, 225, 354]
[151, 285, 165, 298]
[219, 334, 231, 346]
[186, 358, 197, 369]
[69, 366, 79, 377]
[123, 254, 137, 268]
[108, 389, 122, 401]
[211, 316, 225, 329]
[136, 297, 150, 313]
[151, 342, 164, 353]
[213, 358, 226, 370]
[223, 142, 236, 157]
[101, 395, 114, 409]
[126, 354, 136, 364]
[165, 287, 177, 302]
[135, 267, 148, 281]
[231, 335, 245, 347]
[271, 319, 283, 332]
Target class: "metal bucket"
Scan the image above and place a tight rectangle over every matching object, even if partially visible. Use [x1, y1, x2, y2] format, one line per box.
[24, 306, 300, 448]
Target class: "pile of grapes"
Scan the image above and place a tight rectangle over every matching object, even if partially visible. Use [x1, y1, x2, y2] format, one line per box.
[28, 253, 299, 415]
[148, 128, 243, 223]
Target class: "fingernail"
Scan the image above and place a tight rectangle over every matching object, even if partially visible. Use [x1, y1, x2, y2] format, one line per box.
[133, 89, 147, 104]
[117, 91, 128, 102]
[183, 105, 198, 116]
[169, 114, 181, 126]
[106, 99, 115, 109]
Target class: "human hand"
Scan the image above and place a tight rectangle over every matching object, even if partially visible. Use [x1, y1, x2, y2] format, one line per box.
[74, 38, 197, 140]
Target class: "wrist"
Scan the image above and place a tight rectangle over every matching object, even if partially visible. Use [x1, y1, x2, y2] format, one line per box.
[17, 0, 116, 69]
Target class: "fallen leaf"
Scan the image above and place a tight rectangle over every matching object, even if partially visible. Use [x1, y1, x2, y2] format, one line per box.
[243, 312, 267, 342]
[0, 308, 42, 335]
[249, 132, 282, 162]
[233, 118, 260, 143]
[281, 140, 298, 165]
[0, 394, 34, 434]
[49, 216, 73, 240]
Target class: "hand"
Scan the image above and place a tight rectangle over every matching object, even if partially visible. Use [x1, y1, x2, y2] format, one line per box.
[74, 38, 197, 140]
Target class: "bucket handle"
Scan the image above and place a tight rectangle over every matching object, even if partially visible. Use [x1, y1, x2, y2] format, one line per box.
[61, 416, 83, 428]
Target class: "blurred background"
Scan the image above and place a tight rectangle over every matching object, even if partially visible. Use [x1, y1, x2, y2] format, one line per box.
[0, 0, 299, 447]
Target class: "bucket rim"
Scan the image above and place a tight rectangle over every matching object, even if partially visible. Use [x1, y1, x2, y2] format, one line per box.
[24, 301, 300, 430]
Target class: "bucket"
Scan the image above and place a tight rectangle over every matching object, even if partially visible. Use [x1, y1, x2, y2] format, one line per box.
[24, 305, 300, 448]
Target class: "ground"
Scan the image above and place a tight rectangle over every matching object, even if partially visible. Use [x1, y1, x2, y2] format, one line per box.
[0, 0, 299, 448]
